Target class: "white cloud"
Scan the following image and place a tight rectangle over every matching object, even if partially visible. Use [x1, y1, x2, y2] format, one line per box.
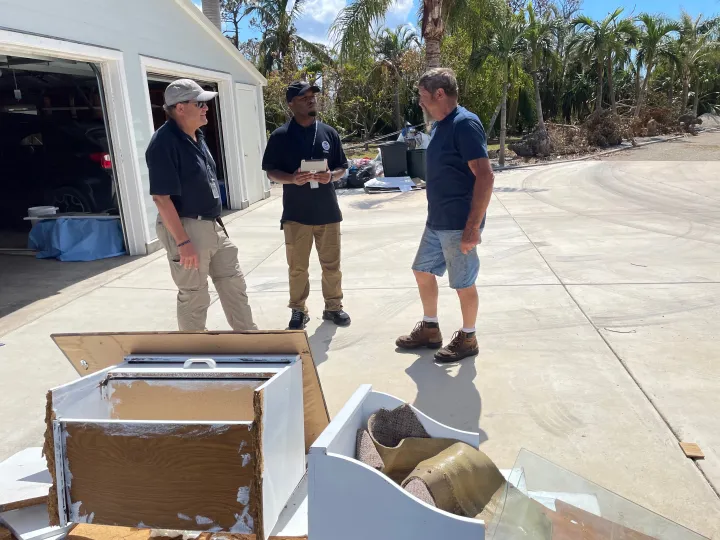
[389, 0, 414, 18]
[301, 0, 346, 23]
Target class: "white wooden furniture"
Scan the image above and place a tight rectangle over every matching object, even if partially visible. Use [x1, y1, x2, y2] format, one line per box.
[45, 330, 330, 540]
[308, 384, 487, 540]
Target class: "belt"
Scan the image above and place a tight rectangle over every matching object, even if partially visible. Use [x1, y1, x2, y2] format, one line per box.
[185, 215, 229, 237]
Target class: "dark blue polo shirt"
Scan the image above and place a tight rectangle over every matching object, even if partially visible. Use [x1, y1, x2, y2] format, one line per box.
[426, 106, 489, 230]
[262, 119, 348, 226]
[146, 119, 222, 219]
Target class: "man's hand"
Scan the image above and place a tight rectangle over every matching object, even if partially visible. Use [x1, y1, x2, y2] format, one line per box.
[316, 170, 333, 184]
[293, 169, 313, 186]
[461, 227, 480, 254]
[178, 241, 199, 269]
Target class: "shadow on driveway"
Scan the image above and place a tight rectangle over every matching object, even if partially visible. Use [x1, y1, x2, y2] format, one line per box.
[403, 349, 488, 445]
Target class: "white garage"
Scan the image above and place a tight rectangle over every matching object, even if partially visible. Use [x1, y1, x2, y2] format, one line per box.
[0, 0, 269, 256]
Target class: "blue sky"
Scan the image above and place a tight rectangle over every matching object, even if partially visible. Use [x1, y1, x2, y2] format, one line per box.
[192, 0, 717, 48]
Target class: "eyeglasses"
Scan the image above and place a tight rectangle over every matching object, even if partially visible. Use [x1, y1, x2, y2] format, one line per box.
[175, 101, 208, 109]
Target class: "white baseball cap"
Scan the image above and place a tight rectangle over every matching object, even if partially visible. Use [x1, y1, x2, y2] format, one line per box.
[164, 79, 218, 107]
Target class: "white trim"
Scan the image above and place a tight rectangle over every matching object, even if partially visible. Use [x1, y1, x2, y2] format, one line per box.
[0, 29, 149, 256]
[255, 84, 271, 197]
[139, 56, 248, 210]
[173, 0, 267, 87]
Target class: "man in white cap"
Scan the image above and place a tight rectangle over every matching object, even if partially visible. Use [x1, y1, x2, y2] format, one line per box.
[146, 78, 257, 331]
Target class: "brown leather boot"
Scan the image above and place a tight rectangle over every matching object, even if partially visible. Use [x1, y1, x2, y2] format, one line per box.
[396, 321, 443, 350]
[434, 331, 479, 362]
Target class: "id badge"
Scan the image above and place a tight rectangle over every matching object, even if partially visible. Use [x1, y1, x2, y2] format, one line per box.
[210, 175, 220, 199]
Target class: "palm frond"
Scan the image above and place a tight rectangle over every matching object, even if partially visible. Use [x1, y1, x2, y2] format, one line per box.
[330, 0, 394, 63]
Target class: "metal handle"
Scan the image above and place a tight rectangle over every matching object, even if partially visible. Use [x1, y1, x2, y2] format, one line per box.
[183, 358, 217, 369]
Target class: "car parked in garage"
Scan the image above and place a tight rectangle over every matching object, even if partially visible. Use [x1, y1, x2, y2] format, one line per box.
[0, 112, 117, 228]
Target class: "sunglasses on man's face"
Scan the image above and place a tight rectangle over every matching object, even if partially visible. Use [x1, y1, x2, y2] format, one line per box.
[178, 101, 208, 109]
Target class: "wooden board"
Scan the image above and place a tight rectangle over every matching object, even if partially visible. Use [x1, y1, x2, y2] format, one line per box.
[51, 331, 328, 451]
[67, 524, 306, 540]
[679, 442, 705, 459]
[62, 422, 257, 532]
[534, 499, 657, 540]
[0, 448, 51, 512]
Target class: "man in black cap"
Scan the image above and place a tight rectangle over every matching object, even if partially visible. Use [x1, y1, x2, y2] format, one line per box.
[147, 78, 257, 332]
[262, 81, 350, 330]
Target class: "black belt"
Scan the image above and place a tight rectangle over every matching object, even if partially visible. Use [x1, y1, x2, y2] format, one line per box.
[185, 215, 228, 237]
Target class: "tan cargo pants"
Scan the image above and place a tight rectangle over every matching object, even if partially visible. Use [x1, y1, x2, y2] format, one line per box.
[283, 221, 343, 313]
[157, 217, 257, 331]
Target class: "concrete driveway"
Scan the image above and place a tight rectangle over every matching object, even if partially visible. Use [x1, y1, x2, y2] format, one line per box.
[1, 139, 719, 537]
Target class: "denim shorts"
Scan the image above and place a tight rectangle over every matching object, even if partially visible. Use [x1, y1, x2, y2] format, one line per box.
[412, 227, 480, 289]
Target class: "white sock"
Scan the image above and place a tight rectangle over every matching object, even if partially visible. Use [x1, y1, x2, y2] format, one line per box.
[423, 316, 439, 323]
[462, 327, 476, 334]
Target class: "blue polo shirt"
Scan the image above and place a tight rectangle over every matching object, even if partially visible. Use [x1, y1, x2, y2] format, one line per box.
[426, 106, 488, 230]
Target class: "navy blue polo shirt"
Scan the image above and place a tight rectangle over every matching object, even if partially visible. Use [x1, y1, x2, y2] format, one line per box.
[146, 119, 222, 219]
[426, 106, 489, 230]
[262, 119, 348, 226]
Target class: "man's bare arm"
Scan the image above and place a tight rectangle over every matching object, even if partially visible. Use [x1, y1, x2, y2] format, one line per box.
[461, 157, 495, 253]
[152, 195, 198, 269]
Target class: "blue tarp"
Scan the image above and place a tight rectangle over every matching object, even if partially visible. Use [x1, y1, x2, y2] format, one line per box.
[28, 218, 126, 262]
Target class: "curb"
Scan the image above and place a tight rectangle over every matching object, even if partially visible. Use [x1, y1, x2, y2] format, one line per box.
[491, 128, 719, 173]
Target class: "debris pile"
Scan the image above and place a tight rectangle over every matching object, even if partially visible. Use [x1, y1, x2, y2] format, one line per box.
[585, 109, 624, 148]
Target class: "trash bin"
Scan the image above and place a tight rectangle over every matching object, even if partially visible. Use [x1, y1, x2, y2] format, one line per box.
[407, 149, 426, 180]
[379, 141, 408, 177]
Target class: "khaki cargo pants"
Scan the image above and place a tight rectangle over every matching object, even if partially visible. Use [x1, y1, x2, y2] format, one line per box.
[283, 221, 343, 313]
[157, 217, 257, 331]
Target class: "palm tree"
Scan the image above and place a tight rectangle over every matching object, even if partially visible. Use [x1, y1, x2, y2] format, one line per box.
[473, 13, 526, 166]
[202, 0, 222, 30]
[374, 25, 421, 129]
[330, 0, 476, 68]
[245, 0, 330, 75]
[605, 14, 638, 114]
[677, 12, 720, 113]
[635, 14, 680, 116]
[570, 8, 626, 113]
[522, 2, 560, 133]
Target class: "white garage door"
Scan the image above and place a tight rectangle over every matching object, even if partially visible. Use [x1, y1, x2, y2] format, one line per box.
[235, 83, 265, 205]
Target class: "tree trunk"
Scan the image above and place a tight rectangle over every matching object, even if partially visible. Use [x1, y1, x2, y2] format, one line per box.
[693, 76, 700, 116]
[393, 81, 402, 130]
[634, 67, 642, 117]
[667, 63, 674, 107]
[636, 64, 654, 117]
[487, 101, 502, 139]
[533, 71, 546, 132]
[499, 72, 509, 167]
[595, 58, 604, 112]
[425, 38, 442, 69]
[606, 56, 616, 114]
[202, 0, 222, 30]
[508, 88, 519, 134]
[682, 73, 690, 113]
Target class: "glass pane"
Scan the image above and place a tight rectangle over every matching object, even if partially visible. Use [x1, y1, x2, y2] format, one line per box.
[486, 449, 707, 540]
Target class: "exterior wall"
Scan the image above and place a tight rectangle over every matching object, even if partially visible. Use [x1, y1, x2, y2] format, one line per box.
[1, 0, 267, 250]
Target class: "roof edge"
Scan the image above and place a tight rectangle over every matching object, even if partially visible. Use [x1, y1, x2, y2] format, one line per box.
[174, 0, 267, 86]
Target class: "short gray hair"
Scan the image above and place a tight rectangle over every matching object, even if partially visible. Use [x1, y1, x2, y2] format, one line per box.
[418, 68, 458, 98]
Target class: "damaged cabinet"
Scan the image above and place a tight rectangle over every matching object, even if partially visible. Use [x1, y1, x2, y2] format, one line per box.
[44, 331, 329, 540]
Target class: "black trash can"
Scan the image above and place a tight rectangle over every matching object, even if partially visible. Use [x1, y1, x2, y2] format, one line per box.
[379, 141, 408, 177]
[407, 149, 426, 180]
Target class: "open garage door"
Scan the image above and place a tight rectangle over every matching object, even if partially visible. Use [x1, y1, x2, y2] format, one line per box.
[0, 53, 127, 253]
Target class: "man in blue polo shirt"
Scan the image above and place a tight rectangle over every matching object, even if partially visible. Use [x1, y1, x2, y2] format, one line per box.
[146, 79, 256, 332]
[396, 68, 494, 362]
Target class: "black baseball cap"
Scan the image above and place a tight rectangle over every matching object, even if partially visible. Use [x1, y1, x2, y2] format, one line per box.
[286, 81, 320, 103]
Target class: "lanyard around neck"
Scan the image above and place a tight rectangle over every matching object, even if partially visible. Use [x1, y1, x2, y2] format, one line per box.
[307, 121, 318, 160]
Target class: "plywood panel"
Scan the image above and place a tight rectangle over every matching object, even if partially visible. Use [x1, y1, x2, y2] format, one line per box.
[51, 331, 328, 451]
[63, 422, 257, 532]
[68, 523, 307, 540]
[107, 379, 262, 421]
